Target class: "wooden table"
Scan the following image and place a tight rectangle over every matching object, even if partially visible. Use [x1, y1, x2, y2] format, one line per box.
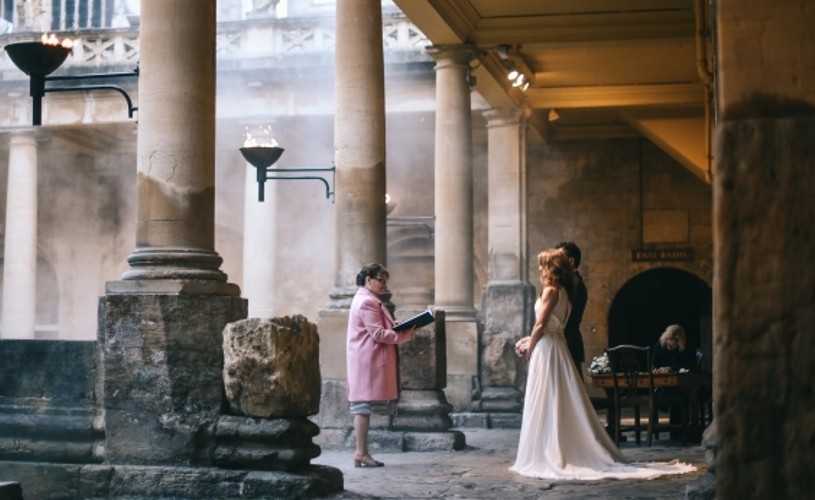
[590, 371, 712, 443]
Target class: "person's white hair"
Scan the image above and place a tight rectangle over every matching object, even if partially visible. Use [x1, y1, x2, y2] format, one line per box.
[659, 324, 686, 351]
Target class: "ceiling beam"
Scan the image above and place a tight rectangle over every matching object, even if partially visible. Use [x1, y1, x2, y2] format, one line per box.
[472, 10, 695, 45]
[392, 0, 474, 44]
[525, 83, 705, 109]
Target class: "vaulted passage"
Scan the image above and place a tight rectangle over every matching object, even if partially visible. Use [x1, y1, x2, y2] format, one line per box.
[608, 267, 712, 363]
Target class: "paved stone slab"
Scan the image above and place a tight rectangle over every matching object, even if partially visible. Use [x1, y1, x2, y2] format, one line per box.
[314, 428, 711, 499]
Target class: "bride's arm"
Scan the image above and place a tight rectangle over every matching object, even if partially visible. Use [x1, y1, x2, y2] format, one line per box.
[525, 286, 559, 360]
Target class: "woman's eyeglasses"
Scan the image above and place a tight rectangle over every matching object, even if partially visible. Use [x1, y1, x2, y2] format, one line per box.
[371, 277, 388, 285]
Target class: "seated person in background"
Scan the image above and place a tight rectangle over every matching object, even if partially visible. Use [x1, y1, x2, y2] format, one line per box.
[652, 324, 696, 374]
[651, 324, 696, 437]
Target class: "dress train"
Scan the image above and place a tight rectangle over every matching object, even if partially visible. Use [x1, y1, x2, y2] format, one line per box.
[509, 291, 696, 480]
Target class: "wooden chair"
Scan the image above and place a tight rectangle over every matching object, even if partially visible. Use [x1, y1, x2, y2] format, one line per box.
[605, 345, 653, 446]
[606, 345, 690, 446]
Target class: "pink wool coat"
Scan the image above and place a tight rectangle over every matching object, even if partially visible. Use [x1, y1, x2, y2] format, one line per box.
[346, 287, 412, 403]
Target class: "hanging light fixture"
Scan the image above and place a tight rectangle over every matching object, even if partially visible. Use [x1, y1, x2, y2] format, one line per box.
[496, 45, 534, 93]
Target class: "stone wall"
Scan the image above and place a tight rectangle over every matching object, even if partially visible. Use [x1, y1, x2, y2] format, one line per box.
[0, 339, 102, 464]
[527, 137, 713, 386]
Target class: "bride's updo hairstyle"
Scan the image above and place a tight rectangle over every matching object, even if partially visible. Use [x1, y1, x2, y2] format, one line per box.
[537, 248, 576, 300]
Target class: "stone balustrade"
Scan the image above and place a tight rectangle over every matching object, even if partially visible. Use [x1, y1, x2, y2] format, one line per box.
[0, 16, 429, 79]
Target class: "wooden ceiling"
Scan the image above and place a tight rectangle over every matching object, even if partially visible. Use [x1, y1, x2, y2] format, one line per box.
[393, 0, 714, 182]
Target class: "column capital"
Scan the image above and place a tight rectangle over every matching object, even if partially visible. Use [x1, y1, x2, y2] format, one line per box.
[483, 108, 526, 128]
[427, 44, 480, 68]
[5, 128, 48, 145]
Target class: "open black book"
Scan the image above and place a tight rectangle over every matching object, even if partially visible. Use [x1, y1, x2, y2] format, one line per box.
[393, 309, 435, 332]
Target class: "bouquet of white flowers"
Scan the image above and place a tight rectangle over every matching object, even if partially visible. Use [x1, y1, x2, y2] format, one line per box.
[588, 353, 611, 375]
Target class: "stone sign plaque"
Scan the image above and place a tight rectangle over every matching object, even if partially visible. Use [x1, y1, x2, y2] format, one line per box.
[632, 248, 695, 262]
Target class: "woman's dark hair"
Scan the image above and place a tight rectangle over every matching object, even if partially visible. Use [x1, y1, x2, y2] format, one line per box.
[355, 263, 390, 286]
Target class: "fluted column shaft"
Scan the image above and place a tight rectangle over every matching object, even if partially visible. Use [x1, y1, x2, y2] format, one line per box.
[429, 45, 477, 317]
[331, 0, 387, 304]
[2, 131, 38, 339]
[123, 0, 225, 281]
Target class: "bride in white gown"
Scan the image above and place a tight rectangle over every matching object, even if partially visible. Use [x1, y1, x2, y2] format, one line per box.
[509, 248, 695, 481]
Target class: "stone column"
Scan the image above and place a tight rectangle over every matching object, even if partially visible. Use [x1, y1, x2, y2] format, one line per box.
[479, 108, 536, 423]
[316, 0, 387, 426]
[714, 1, 815, 498]
[428, 45, 480, 411]
[1, 131, 38, 339]
[242, 163, 277, 318]
[120, 0, 226, 285]
[100, 0, 246, 466]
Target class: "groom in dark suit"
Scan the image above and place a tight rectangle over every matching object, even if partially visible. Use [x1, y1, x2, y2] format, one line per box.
[556, 241, 587, 380]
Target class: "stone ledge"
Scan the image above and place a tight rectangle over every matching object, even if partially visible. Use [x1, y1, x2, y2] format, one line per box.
[0, 462, 342, 499]
[452, 412, 522, 429]
[315, 428, 466, 452]
[105, 279, 241, 296]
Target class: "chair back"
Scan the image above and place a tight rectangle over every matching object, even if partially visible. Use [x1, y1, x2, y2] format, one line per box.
[605, 344, 654, 397]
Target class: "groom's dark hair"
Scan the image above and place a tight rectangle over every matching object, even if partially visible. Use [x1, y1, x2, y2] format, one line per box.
[555, 241, 581, 268]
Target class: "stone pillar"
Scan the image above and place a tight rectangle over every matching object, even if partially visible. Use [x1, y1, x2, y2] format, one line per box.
[714, 1, 815, 498]
[392, 309, 465, 450]
[242, 163, 277, 318]
[428, 45, 480, 411]
[100, 0, 245, 466]
[315, 0, 387, 427]
[2, 131, 38, 339]
[121, 0, 225, 284]
[479, 108, 536, 422]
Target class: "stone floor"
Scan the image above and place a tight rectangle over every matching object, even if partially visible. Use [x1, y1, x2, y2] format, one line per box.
[313, 428, 711, 499]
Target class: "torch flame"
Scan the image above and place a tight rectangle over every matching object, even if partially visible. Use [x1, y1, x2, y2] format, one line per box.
[41, 33, 74, 49]
[243, 125, 279, 148]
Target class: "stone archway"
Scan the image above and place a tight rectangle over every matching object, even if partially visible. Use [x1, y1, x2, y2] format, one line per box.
[607, 267, 712, 365]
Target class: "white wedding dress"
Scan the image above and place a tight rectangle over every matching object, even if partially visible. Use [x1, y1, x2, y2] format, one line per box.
[509, 289, 696, 480]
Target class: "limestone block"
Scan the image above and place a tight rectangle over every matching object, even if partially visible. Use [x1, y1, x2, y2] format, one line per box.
[397, 309, 446, 390]
[223, 316, 321, 417]
[481, 335, 518, 387]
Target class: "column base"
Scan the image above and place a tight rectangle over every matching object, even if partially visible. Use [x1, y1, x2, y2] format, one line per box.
[106, 279, 240, 296]
[452, 411, 523, 429]
[213, 416, 322, 472]
[100, 292, 247, 465]
[392, 389, 454, 431]
[479, 386, 523, 413]
[123, 248, 229, 282]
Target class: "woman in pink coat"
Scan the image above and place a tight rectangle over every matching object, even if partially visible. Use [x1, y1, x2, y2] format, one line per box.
[346, 263, 415, 468]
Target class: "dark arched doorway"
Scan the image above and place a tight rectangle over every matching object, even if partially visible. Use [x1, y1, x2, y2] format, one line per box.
[608, 268, 712, 364]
